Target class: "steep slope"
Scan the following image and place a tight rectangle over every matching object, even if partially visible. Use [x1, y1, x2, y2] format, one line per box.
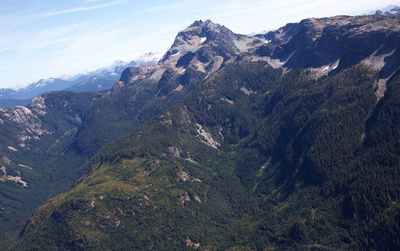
[3, 14, 400, 250]
[0, 19, 259, 246]
[11, 61, 284, 250]
[256, 15, 400, 82]
[0, 92, 103, 247]
[13, 60, 400, 250]
[74, 15, 400, 156]
[73, 20, 266, 155]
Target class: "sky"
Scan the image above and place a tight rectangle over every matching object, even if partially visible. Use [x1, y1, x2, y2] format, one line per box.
[0, 0, 399, 89]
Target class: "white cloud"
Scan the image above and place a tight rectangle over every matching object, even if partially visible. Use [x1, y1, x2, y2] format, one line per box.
[43, 1, 126, 17]
[0, 21, 91, 52]
[142, 0, 196, 13]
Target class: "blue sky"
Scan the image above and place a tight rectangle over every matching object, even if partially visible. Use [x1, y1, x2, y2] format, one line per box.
[0, 0, 399, 89]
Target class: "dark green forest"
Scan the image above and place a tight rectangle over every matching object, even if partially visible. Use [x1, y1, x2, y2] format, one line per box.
[11, 62, 400, 250]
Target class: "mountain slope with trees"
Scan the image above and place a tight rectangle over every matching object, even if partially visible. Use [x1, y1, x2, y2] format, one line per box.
[13, 61, 400, 250]
[0, 11, 400, 250]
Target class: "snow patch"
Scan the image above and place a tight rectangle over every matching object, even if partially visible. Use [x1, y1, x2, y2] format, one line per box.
[310, 59, 340, 78]
[171, 51, 181, 57]
[34, 78, 54, 87]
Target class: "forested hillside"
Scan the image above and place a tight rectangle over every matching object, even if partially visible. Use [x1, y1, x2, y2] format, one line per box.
[13, 61, 400, 250]
[1, 14, 400, 250]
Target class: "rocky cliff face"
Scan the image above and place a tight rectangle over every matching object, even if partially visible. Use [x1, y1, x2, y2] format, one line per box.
[119, 20, 267, 86]
[119, 16, 400, 101]
[0, 98, 51, 189]
[75, 19, 267, 155]
[258, 15, 400, 78]
[0, 91, 100, 248]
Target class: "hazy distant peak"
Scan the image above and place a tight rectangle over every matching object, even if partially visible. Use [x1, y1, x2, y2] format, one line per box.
[376, 6, 400, 16]
[109, 60, 127, 68]
[135, 52, 163, 63]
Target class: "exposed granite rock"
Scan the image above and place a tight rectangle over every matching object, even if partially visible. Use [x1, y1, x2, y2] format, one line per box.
[258, 15, 400, 82]
[1, 105, 50, 142]
[30, 96, 47, 116]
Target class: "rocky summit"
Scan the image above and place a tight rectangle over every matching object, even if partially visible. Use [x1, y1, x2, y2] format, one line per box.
[0, 9, 400, 251]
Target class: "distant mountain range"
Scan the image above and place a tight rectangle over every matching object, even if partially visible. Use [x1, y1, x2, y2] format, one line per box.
[0, 52, 161, 108]
[376, 6, 400, 16]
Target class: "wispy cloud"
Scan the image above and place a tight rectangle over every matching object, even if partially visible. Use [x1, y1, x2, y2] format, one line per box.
[0, 7, 40, 27]
[43, 1, 125, 17]
[142, 0, 196, 13]
[22, 37, 73, 50]
[0, 21, 91, 53]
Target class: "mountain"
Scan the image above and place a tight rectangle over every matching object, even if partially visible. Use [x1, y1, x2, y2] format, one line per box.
[72, 20, 266, 156]
[376, 6, 400, 16]
[0, 53, 160, 108]
[0, 99, 31, 108]
[66, 53, 162, 93]
[0, 78, 73, 107]
[0, 92, 103, 247]
[1, 14, 400, 250]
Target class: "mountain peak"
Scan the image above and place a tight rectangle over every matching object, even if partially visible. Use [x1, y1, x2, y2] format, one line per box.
[149, 19, 270, 79]
[160, 19, 243, 65]
[183, 19, 234, 37]
[178, 19, 227, 40]
[188, 19, 219, 29]
[376, 6, 400, 16]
